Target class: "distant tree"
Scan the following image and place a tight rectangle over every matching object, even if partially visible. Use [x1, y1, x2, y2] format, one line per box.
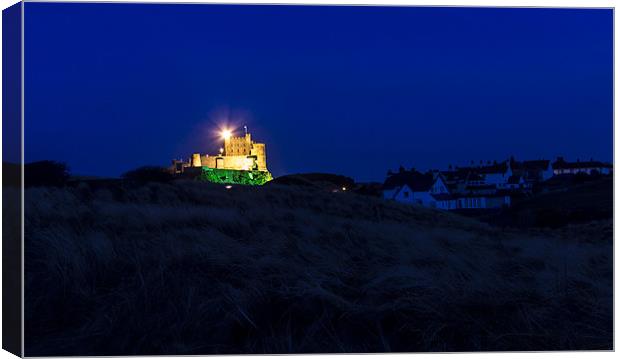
[25, 161, 70, 187]
[399, 165, 405, 173]
[387, 170, 394, 176]
[122, 166, 173, 183]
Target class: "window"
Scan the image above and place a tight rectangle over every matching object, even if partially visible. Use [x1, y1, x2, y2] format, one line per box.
[403, 191, 409, 198]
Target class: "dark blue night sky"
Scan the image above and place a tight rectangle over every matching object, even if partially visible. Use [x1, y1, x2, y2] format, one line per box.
[25, 4, 612, 181]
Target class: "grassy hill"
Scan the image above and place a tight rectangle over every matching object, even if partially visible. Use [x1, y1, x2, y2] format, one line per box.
[23, 180, 612, 355]
[268, 172, 355, 190]
[485, 177, 613, 228]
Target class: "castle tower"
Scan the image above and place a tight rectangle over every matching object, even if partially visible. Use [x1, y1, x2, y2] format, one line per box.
[224, 132, 252, 156]
[191, 153, 202, 167]
[251, 143, 267, 171]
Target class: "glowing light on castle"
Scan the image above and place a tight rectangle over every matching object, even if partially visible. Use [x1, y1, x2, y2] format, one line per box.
[171, 125, 272, 185]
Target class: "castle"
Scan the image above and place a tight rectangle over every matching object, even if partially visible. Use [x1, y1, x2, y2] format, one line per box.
[171, 127, 272, 185]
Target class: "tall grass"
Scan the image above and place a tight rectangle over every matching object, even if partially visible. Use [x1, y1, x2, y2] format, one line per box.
[24, 180, 612, 355]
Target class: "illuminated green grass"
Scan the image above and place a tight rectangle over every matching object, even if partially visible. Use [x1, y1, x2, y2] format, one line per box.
[198, 167, 273, 186]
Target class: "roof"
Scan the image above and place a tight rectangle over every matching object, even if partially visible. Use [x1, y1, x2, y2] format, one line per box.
[511, 160, 550, 171]
[465, 184, 496, 190]
[507, 175, 522, 184]
[383, 170, 434, 192]
[440, 171, 467, 183]
[552, 159, 612, 169]
[443, 162, 509, 178]
[475, 162, 509, 174]
[466, 173, 484, 182]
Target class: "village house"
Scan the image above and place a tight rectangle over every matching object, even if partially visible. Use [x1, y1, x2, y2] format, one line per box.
[383, 170, 436, 207]
[383, 156, 610, 211]
[552, 157, 612, 175]
[383, 167, 510, 210]
[509, 159, 554, 186]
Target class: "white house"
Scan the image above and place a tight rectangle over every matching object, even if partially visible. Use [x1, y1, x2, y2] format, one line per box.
[383, 172, 452, 209]
[384, 167, 514, 210]
[480, 162, 512, 186]
[443, 161, 512, 190]
[505, 175, 527, 190]
[511, 159, 554, 183]
[392, 184, 436, 207]
[432, 194, 457, 210]
[455, 194, 511, 209]
[382, 187, 399, 201]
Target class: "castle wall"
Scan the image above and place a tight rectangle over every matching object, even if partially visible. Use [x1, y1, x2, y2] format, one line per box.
[251, 143, 267, 171]
[194, 154, 253, 170]
[201, 155, 216, 168]
[221, 155, 255, 170]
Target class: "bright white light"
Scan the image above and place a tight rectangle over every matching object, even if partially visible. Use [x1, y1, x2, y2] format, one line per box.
[342, 187, 347, 191]
[225, 185, 232, 189]
[221, 129, 232, 140]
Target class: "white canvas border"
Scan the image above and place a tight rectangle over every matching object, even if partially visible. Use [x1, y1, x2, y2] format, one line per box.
[0, 1, 615, 359]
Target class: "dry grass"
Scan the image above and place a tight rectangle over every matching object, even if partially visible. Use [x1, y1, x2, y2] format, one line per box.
[24, 180, 612, 355]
